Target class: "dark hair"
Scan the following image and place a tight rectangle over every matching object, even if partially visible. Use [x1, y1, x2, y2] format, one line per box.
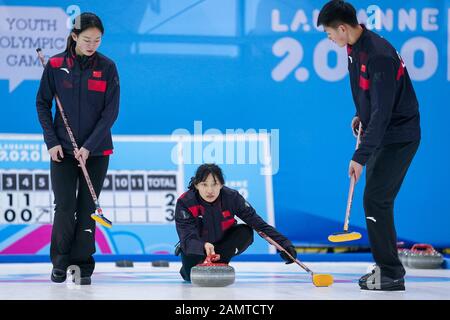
[188, 164, 225, 190]
[317, 0, 359, 28]
[66, 12, 104, 52]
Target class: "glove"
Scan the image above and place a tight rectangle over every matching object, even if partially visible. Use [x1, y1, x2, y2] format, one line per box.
[279, 245, 297, 264]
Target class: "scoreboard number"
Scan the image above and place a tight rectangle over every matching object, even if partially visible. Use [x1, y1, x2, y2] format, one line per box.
[1, 170, 50, 224]
[165, 193, 176, 222]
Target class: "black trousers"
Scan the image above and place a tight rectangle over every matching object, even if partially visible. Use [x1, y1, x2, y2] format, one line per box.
[50, 154, 109, 277]
[364, 140, 420, 279]
[180, 224, 254, 281]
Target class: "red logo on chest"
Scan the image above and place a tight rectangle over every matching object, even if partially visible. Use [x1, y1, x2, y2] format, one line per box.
[222, 210, 231, 218]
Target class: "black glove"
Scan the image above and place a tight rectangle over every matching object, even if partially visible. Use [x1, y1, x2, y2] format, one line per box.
[279, 245, 297, 264]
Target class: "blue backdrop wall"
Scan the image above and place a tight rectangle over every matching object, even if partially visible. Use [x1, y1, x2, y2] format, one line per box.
[0, 0, 449, 248]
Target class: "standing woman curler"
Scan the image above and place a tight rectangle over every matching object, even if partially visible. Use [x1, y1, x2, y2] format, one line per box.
[36, 12, 120, 285]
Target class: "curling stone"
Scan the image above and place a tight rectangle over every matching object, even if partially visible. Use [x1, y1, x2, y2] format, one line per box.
[115, 260, 134, 268]
[151, 260, 170, 267]
[406, 244, 444, 269]
[191, 254, 235, 287]
[398, 248, 409, 266]
[397, 242, 408, 266]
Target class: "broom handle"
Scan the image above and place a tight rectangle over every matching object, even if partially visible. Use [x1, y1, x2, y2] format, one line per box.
[54, 95, 100, 207]
[343, 175, 356, 232]
[257, 231, 313, 275]
[37, 49, 100, 209]
[343, 122, 362, 232]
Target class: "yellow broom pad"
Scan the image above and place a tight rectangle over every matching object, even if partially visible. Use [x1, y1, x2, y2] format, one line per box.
[312, 274, 334, 287]
[328, 232, 362, 242]
[91, 213, 112, 228]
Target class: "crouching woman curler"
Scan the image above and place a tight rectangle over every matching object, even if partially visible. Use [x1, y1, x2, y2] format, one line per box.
[175, 163, 297, 281]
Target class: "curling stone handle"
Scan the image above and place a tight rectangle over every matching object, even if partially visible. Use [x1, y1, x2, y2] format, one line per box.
[411, 244, 435, 254]
[204, 254, 221, 264]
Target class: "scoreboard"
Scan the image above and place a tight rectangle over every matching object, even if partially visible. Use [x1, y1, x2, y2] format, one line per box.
[0, 134, 275, 257]
[0, 170, 180, 224]
[0, 170, 52, 224]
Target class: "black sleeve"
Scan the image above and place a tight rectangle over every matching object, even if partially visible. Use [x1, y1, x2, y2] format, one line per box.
[175, 200, 205, 256]
[36, 63, 59, 150]
[234, 192, 292, 249]
[83, 63, 120, 152]
[352, 56, 396, 165]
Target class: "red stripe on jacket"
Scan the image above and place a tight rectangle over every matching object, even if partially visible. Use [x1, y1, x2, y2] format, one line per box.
[88, 79, 107, 92]
[49, 57, 64, 68]
[359, 76, 370, 90]
[221, 218, 236, 231]
[188, 205, 204, 218]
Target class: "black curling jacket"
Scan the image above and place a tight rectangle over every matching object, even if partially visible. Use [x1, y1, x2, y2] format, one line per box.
[175, 186, 293, 256]
[36, 45, 120, 156]
[348, 25, 421, 165]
